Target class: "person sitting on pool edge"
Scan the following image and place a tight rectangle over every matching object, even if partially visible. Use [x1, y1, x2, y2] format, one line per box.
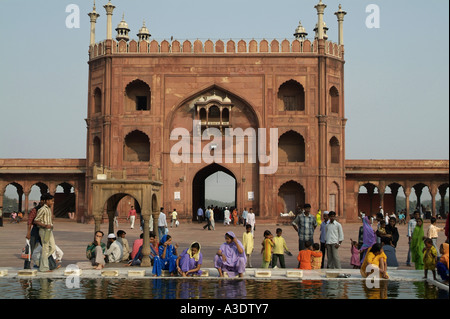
[215, 231, 246, 278]
[360, 243, 389, 279]
[152, 234, 178, 277]
[176, 242, 203, 277]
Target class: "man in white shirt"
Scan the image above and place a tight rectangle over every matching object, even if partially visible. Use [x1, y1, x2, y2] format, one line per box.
[325, 211, 344, 269]
[246, 208, 256, 237]
[105, 233, 122, 263]
[158, 207, 168, 240]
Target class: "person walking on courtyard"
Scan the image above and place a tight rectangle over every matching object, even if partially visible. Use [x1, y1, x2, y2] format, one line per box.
[197, 207, 204, 223]
[292, 204, 317, 251]
[224, 207, 231, 226]
[171, 208, 178, 228]
[325, 211, 344, 269]
[158, 207, 168, 240]
[203, 206, 212, 230]
[127, 205, 137, 229]
[34, 194, 59, 272]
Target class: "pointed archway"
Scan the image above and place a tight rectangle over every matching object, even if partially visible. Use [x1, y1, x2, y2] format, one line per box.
[192, 163, 237, 221]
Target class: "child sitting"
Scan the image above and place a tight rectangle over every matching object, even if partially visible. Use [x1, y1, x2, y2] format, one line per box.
[360, 243, 389, 279]
[297, 241, 322, 270]
[311, 243, 322, 270]
[436, 243, 449, 283]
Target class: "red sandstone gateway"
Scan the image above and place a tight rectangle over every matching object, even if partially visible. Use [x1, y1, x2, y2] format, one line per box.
[0, 2, 448, 236]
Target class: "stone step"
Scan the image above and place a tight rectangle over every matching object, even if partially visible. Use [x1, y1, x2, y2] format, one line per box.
[286, 270, 303, 278]
[101, 270, 119, 277]
[255, 270, 272, 278]
[18, 269, 37, 277]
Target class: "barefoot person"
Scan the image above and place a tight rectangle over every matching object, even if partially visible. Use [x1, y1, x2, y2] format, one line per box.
[176, 242, 203, 277]
[214, 231, 246, 278]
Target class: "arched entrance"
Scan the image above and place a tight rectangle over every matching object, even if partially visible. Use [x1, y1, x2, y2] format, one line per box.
[278, 181, 305, 214]
[192, 163, 237, 221]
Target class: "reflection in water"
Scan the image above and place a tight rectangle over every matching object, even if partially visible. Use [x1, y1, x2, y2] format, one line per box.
[0, 278, 446, 299]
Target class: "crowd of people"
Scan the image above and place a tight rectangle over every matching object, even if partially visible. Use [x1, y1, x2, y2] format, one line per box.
[16, 199, 450, 284]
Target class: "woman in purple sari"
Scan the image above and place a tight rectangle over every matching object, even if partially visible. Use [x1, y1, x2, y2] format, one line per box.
[176, 242, 203, 277]
[360, 215, 377, 263]
[214, 231, 247, 278]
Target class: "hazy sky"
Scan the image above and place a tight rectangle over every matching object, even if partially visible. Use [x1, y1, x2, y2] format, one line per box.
[0, 1, 448, 201]
[0, 0, 448, 160]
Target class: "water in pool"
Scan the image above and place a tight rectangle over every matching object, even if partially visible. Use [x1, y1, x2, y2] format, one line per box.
[0, 278, 447, 299]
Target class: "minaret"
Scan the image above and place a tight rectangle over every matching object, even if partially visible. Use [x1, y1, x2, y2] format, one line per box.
[334, 4, 347, 46]
[137, 20, 151, 42]
[314, 21, 329, 40]
[104, 1, 116, 40]
[88, 1, 100, 46]
[314, 0, 327, 40]
[116, 14, 130, 42]
[293, 21, 308, 41]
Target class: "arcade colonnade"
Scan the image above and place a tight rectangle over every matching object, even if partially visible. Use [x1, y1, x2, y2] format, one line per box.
[345, 160, 449, 221]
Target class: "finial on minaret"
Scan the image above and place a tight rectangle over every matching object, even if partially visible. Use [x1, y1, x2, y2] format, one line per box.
[335, 4, 347, 46]
[294, 21, 308, 41]
[137, 20, 151, 42]
[116, 13, 130, 42]
[314, 0, 327, 40]
[88, 1, 100, 46]
[104, 1, 116, 40]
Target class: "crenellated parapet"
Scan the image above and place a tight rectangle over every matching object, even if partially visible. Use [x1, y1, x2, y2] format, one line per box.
[89, 38, 344, 60]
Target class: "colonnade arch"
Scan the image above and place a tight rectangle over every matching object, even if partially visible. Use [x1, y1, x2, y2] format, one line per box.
[356, 180, 449, 219]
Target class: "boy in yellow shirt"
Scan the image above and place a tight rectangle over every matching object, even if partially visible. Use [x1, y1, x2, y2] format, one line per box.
[272, 228, 291, 268]
[243, 224, 254, 268]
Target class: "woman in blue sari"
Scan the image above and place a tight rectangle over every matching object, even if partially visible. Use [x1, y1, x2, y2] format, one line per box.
[152, 235, 178, 276]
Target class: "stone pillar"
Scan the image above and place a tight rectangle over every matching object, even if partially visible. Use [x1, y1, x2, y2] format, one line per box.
[315, 0, 327, 40]
[430, 184, 437, 218]
[439, 186, 447, 216]
[404, 187, 411, 221]
[413, 185, 423, 212]
[94, 214, 102, 233]
[378, 182, 385, 212]
[104, 1, 115, 40]
[334, 5, 347, 46]
[141, 211, 152, 267]
[88, 3, 100, 46]
[24, 191, 30, 215]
